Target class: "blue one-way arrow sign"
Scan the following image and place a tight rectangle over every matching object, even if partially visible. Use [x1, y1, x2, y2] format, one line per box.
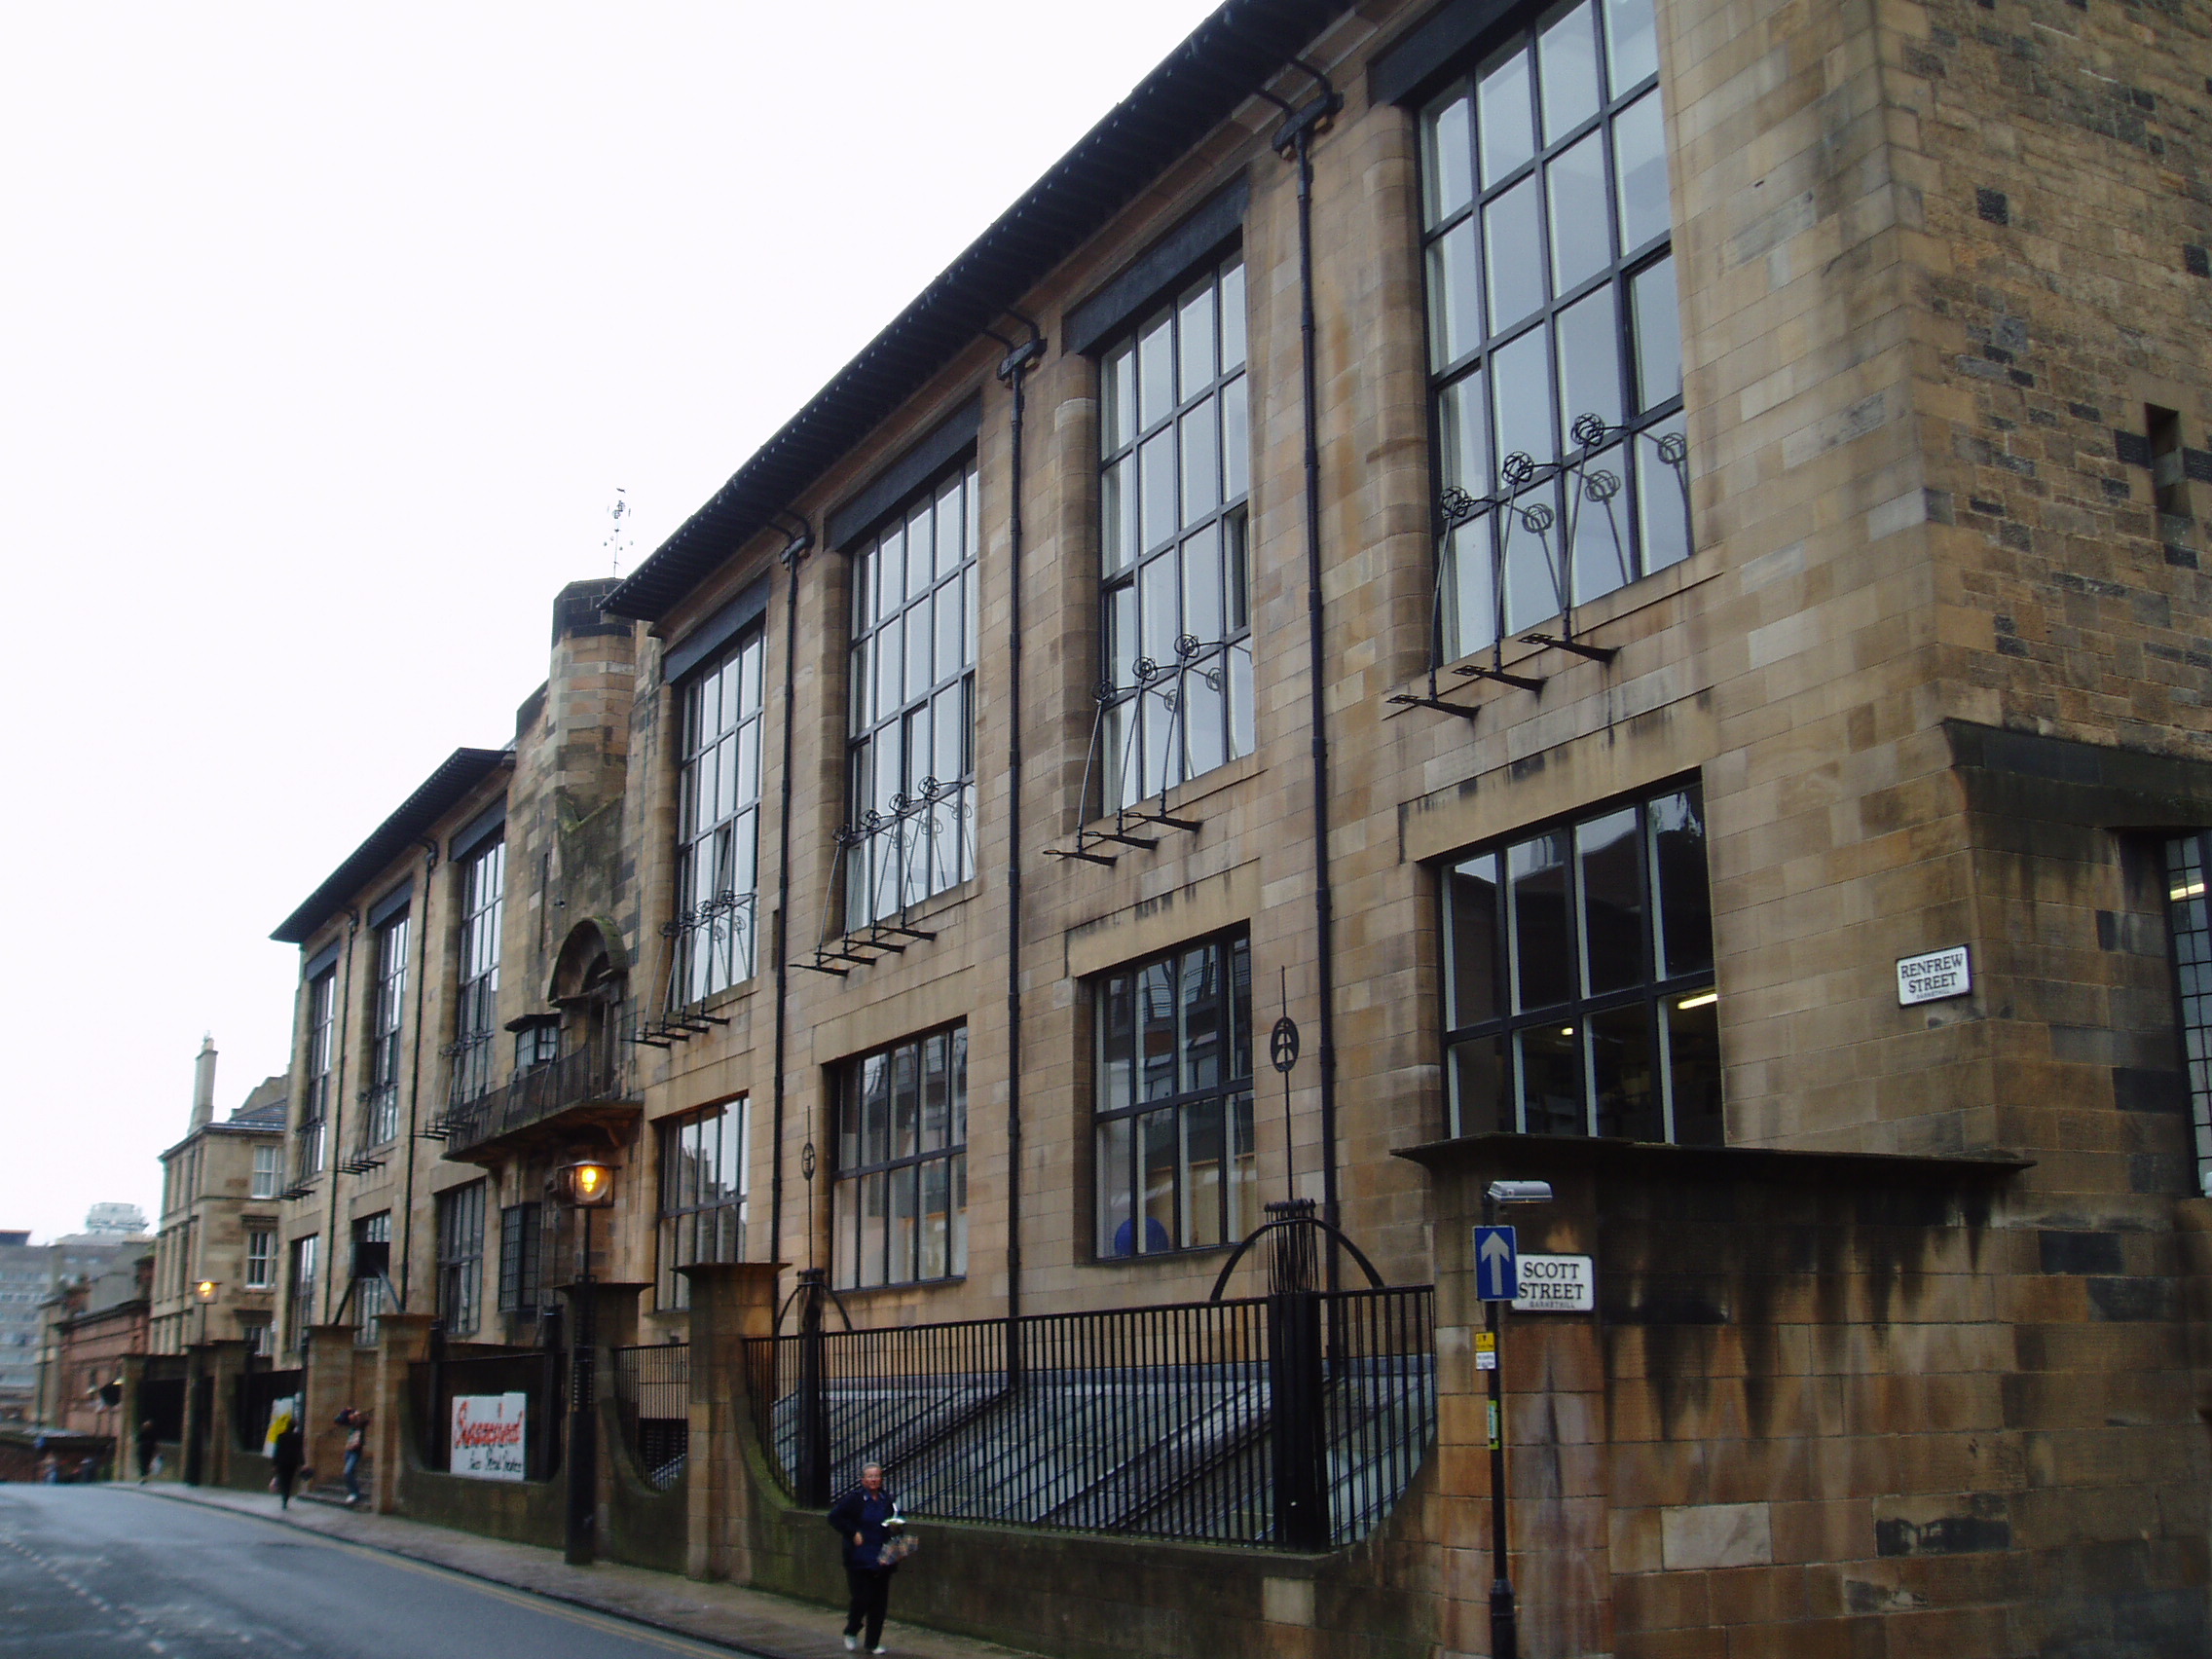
[1474, 1225, 1519, 1302]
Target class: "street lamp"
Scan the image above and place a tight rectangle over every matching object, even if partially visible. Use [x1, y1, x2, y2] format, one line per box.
[553, 1156, 615, 1567]
[193, 1280, 218, 1347]
[1481, 1178, 1552, 1659]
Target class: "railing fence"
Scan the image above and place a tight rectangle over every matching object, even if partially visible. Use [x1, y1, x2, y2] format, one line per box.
[743, 1285, 1433, 1550]
[610, 1343, 689, 1491]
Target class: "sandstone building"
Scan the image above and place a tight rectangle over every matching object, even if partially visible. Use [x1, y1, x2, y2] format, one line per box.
[240, 0, 2212, 1649]
[148, 1040, 289, 1357]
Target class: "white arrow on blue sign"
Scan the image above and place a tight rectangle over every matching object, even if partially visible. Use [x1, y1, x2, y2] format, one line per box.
[1473, 1225, 1519, 1302]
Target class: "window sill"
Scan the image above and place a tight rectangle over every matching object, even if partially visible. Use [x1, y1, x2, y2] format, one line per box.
[1085, 1240, 1236, 1269]
[846, 875, 979, 940]
[1390, 549, 1720, 712]
[831, 1275, 969, 1295]
[1080, 750, 1264, 838]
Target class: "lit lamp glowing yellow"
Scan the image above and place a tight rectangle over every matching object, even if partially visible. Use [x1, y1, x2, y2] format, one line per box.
[556, 1158, 616, 1209]
[194, 1279, 218, 1304]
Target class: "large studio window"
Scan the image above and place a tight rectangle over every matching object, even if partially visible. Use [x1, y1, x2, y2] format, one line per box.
[657, 1102, 748, 1309]
[365, 910, 408, 1145]
[675, 632, 766, 999]
[2160, 833, 2212, 1191]
[846, 464, 978, 927]
[1099, 257, 1253, 808]
[833, 1028, 967, 1288]
[299, 970, 336, 1177]
[1419, 0, 1688, 659]
[1441, 783, 1719, 1142]
[436, 1182, 486, 1337]
[1094, 934, 1256, 1258]
[451, 839, 505, 1105]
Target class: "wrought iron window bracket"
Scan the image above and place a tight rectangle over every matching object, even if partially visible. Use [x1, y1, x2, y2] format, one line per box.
[1045, 645, 1215, 864]
[799, 794, 954, 977]
[637, 892, 755, 1039]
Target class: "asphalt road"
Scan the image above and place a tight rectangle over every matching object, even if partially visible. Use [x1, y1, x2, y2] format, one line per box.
[0, 1485, 755, 1659]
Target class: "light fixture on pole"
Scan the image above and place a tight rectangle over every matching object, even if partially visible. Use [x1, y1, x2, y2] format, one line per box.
[1478, 1178, 1552, 1659]
[553, 1155, 615, 1567]
[193, 1280, 218, 1347]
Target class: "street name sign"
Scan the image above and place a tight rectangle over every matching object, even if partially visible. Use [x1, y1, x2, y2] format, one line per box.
[1897, 945, 1971, 1006]
[1473, 1225, 1519, 1302]
[1512, 1253, 1595, 1311]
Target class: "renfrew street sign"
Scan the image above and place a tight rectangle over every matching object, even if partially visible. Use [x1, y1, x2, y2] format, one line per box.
[1473, 1225, 1518, 1302]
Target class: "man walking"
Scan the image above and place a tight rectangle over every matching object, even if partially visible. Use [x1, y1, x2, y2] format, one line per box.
[826, 1462, 901, 1654]
[337, 1406, 369, 1506]
[135, 1419, 160, 1485]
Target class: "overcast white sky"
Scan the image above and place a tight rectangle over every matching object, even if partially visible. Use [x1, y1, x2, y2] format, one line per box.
[0, 1, 1226, 1243]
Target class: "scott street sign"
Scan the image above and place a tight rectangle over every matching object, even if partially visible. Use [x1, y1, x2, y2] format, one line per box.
[1511, 1253, 1594, 1312]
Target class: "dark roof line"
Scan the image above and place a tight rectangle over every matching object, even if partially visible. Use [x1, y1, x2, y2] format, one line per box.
[602, 0, 1355, 623]
[271, 748, 513, 944]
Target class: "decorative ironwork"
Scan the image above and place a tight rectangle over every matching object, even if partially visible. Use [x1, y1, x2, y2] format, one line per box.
[440, 1029, 641, 1157]
[1043, 638, 1214, 866]
[1396, 413, 1692, 720]
[796, 787, 956, 978]
[625, 893, 752, 1043]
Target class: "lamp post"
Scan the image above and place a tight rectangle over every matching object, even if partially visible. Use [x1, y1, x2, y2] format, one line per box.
[193, 1280, 218, 1347]
[554, 1155, 614, 1567]
[186, 1281, 218, 1488]
[1481, 1179, 1552, 1659]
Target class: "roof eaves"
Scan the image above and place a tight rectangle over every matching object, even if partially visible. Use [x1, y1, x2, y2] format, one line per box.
[603, 0, 1353, 623]
[271, 748, 514, 944]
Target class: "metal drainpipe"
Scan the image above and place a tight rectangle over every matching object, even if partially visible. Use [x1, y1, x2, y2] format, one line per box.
[1266, 67, 1346, 1284]
[395, 840, 438, 1311]
[765, 513, 812, 1279]
[984, 318, 1046, 1348]
[319, 909, 360, 1326]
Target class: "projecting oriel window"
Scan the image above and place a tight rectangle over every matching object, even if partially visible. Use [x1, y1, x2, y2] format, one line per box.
[1441, 783, 1718, 1142]
[299, 970, 336, 1177]
[1098, 257, 1253, 808]
[674, 633, 765, 1000]
[451, 839, 505, 1106]
[846, 463, 978, 927]
[656, 1102, 748, 1309]
[833, 1028, 967, 1288]
[1419, 0, 1687, 659]
[365, 911, 409, 1145]
[1094, 934, 1256, 1258]
[2160, 834, 2212, 1192]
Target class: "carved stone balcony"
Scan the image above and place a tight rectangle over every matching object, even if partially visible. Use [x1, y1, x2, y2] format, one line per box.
[439, 1032, 641, 1163]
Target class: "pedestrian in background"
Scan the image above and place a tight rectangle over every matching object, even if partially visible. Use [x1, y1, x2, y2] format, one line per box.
[270, 1416, 305, 1510]
[337, 1406, 369, 1506]
[827, 1462, 902, 1654]
[135, 1419, 160, 1484]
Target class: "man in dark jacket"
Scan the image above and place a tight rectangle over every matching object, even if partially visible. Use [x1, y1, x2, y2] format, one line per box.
[826, 1463, 900, 1653]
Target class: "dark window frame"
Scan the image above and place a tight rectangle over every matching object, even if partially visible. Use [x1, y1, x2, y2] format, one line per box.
[1091, 931, 1256, 1260]
[365, 909, 409, 1145]
[1416, 0, 1688, 661]
[1438, 779, 1719, 1144]
[656, 1101, 749, 1309]
[498, 1201, 544, 1315]
[832, 1026, 968, 1289]
[351, 1212, 390, 1347]
[300, 970, 337, 1176]
[843, 460, 980, 929]
[2159, 832, 2212, 1191]
[672, 630, 767, 1002]
[451, 839, 506, 1105]
[1096, 254, 1255, 811]
[436, 1183, 487, 1337]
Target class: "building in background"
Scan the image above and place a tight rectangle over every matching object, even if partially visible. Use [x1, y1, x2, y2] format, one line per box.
[34, 1250, 153, 1451]
[148, 1040, 288, 1357]
[2, 1212, 153, 1422]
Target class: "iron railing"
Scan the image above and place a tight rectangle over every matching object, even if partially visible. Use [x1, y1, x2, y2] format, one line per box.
[408, 1348, 563, 1480]
[744, 1285, 1433, 1551]
[440, 1033, 638, 1155]
[610, 1343, 688, 1491]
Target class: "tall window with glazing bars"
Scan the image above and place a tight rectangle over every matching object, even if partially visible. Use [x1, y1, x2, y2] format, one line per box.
[1098, 258, 1252, 808]
[364, 909, 408, 1145]
[298, 969, 335, 1177]
[846, 464, 978, 927]
[1094, 934, 1255, 1258]
[674, 631, 765, 999]
[451, 839, 504, 1105]
[834, 1027, 967, 1288]
[2160, 833, 2212, 1192]
[1441, 783, 1717, 1143]
[1419, 0, 1687, 658]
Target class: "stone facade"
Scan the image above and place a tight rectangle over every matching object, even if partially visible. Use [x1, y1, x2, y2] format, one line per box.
[236, 0, 2212, 1649]
[149, 1044, 287, 1356]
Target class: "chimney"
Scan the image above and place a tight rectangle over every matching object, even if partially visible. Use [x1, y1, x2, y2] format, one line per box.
[190, 1036, 217, 1130]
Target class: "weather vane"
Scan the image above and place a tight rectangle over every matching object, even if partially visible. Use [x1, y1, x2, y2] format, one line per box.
[604, 489, 632, 577]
